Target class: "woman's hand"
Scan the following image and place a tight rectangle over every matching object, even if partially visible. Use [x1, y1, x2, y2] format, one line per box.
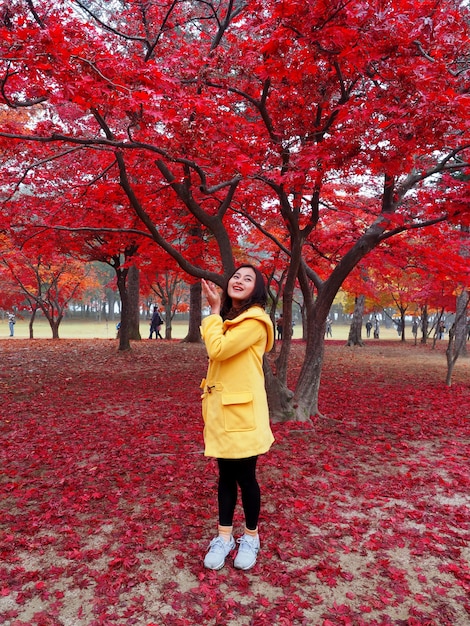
[202, 279, 221, 315]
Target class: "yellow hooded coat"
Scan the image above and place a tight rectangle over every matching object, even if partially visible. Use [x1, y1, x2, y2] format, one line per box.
[200, 306, 275, 459]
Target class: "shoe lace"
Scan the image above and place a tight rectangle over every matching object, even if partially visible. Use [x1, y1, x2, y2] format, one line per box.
[237, 535, 256, 552]
[209, 536, 232, 552]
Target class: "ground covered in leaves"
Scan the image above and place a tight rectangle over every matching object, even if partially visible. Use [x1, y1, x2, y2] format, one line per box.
[0, 338, 469, 626]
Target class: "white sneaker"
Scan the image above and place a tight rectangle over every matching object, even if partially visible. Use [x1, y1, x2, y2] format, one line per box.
[234, 534, 260, 570]
[204, 535, 235, 570]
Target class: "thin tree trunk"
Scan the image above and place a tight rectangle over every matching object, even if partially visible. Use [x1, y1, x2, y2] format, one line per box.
[421, 304, 428, 344]
[446, 290, 469, 385]
[28, 308, 38, 339]
[446, 329, 456, 386]
[109, 249, 138, 351]
[347, 295, 365, 346]
[399, 311, 406, 342]
[291, 308, 327, 420]
[117, 268, 131, 351]
[164, 300, 173, 339]
[432, 308, 445, 349]
[183, 281, 202, 343]
[455, 289, 468, 358]
[128, 265, 141, 340]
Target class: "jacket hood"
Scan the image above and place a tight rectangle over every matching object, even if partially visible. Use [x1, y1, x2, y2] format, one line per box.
[224, 306, 274, 352]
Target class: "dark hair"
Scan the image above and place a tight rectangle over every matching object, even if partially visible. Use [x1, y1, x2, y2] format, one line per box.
[220, 264, 268, 320]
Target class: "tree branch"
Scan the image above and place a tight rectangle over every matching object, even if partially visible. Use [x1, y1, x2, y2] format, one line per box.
[74, 1, 150, 50]
[230, 206, 291, 257]
[1, 64, 48, 108]
[71, 57, 132, 93]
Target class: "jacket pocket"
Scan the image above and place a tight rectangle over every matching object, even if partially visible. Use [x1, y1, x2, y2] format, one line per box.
[222, 392, 255, 432]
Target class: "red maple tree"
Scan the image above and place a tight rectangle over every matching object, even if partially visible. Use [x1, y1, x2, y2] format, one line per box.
[0, 230, 99, 338]
[343, 224, 469, 342]
[1, 0, 469, 419]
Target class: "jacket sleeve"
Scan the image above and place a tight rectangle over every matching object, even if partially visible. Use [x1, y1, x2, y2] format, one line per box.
[201, 315, 266, 361]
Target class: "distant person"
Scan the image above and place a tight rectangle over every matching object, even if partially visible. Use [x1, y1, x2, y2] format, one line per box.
[365, 320, 372, 338]
[149, 306, 163, 339]
[412, 320, 418, 339]
[116, 321, 121, 339]
[200, 264, 274, 571]
[373, 317, 380, 339]
[276, 316, 283, 340]
[8, 312, 16, 337]
[438, 320, 445, 340]
[325, 317, 332, 337]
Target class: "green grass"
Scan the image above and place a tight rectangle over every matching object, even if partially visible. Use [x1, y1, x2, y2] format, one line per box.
[2, 318, 188, 340]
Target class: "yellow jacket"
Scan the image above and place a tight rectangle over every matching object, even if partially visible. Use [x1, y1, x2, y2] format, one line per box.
[200, 306, 275, 459]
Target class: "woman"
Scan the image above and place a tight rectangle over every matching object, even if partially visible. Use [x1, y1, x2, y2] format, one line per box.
[200, 264, 274, 571]
[149, 306, 164, 339]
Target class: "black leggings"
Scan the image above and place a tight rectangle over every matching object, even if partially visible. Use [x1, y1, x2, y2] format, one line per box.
[217, 456, 260, 531]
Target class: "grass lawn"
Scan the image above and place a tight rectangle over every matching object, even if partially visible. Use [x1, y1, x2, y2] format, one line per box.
[1, 318, 190, 340]
[2, 317, 413, 342]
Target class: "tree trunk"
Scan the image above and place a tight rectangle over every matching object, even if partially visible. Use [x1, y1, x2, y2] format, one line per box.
[346, 295, 365, 346]
[128, 265, 141, 341]
[432, 309, 445, 349]
[50, 318, 61, 339]
[446, 289, 469, 385]
[164, 301, 173, 339]
[399, 311, 406, 342]
[183, 281, 202, 343]
[446, 328, 457, 386]
[39, 305, 63, 339]
[421, 304, 428, 344]
[28, 308, 38, 339]
[264, 357, 295, 422]
[274, 273, 295, 379]
[263, 234, 304, 421]
[116, 268, 131, 351]
[277, 218, 388, 421]
[300, 302, 307, 341]
[291, 308, 327, 420]
[267, 262, 332, 423]
[455, 289, 469, 358]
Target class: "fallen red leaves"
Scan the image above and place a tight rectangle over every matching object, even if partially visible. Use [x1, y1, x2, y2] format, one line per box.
[0, 339, 469, 625]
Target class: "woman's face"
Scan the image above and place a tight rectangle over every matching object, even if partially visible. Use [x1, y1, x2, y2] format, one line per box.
[227, 267, 256, 305]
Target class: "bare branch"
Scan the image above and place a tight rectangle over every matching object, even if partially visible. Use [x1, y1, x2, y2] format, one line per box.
[199, 175, 242, 194]
[412, 39, 463, 79]
[25, 0, 45, 28]
[231, 206, 291, 257]
[71, 57, 132, 93]
[377, 215, 450, 242]
[144, 0, 179, 61]
[210, 0, 246, 51]
[74, 0, 150, 50]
